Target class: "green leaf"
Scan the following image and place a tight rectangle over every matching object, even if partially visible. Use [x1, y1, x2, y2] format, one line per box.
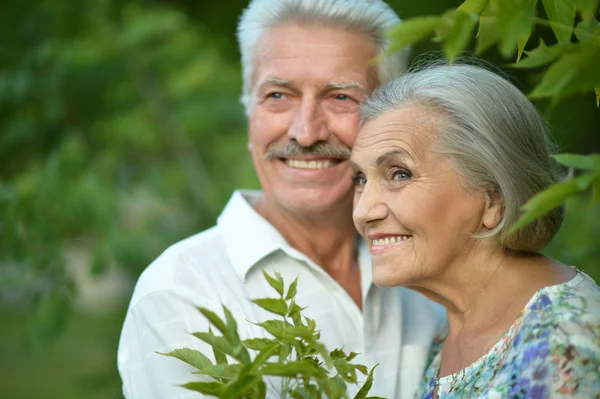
[509, 179, 580, 234]
[253, 381, 267, 399]
[222, 306, 239, 342]
[193, 364, 243, 381]
[243, 338, 276, 351]
[510, 39, 576, 68]
[260, 360, 328, 378]
[542, 0, 577, 42]
[436, 10, 478, 61]
[385, 16, 441, 54]
[285, 276, 299, 300]
[593, 178, 600, 204]
[252, 298, 288, 316]
[157, 348, 213, 370]
[497, 0, 537, 57]
[263, 271, 284, 296]
[193, 330, 232, 364]
[476, 11, 501, 54]
[221, 373, 262, 399]
[552, 153, 596, 170]
[576, 0, 600, 20]
[256, 319, 315, 341]
[575, 170, 600, 190]
[458, 0, 489, 13]
[250, 343, 280, 370]
[353, 365, 379, 399]
[181, 381, 225, 396]
[516, 31, 531, 62]
[529, 43, 600, 100]
[574, 19, 600, 43]
[197, 307, 229, 338]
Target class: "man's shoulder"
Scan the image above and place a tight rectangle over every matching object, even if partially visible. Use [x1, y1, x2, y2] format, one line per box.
[129, 225, 236, 306]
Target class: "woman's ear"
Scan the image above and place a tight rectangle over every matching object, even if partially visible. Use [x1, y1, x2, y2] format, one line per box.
[482, 189, 504, 230]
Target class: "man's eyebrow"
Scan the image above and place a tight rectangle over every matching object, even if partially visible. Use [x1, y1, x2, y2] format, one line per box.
[376, 149, 412, 166]
[327, 81, 366, 92]
[258, 77, 293, 89]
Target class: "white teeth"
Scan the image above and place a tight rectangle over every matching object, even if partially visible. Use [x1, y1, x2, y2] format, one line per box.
[372, 236, 410, 246]
[285, 159, 336, 169]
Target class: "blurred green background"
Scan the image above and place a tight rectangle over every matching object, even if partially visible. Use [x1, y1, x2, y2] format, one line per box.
[1, 1, 598, 398]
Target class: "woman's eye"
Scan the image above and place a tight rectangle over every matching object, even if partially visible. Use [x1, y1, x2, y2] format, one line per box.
[393, 170, 412, 181]
[352, 174, 367, 186]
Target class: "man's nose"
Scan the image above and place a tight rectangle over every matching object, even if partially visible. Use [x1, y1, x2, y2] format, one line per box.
[353, 181, 388, 229]
[288, 98, 329, 146]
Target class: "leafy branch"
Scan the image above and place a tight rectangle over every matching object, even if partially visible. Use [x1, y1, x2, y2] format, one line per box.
[385, 0, 600, 234]
[159, 272, 381, 399]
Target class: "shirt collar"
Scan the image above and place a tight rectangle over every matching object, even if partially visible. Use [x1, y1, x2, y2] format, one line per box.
[217, 190, 374, 296]
[217, 190, 289, 280]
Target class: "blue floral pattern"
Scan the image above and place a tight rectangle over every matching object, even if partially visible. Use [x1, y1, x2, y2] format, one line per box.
[416, 270, 600, 399]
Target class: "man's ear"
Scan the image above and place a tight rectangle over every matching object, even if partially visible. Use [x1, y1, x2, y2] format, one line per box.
[482, 189, 504, 230]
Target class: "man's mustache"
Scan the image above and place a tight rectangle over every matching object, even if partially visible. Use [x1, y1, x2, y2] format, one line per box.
[265, 141, 351, 160]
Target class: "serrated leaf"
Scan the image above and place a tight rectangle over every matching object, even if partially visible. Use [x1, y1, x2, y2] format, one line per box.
[260, 360, 328, 378]
[331, 348, 346, 359]
[222, 306, 239, 342]
[262, 271, 284, 296]
[243, 338, 276, 351]
[193, 364, 243, 380]
[575, 170, 600, 190]
[385, 16, 441, 54]
[157, 348, 213, 370]
[253, 381, 267, 399]
[593, 179, 600, 204]
[279, 343, 292, 362]
[509, 179, 580, 234]
[552, 153, 596, 170]
[476, 14, 501, 54]
[257, 319, 314, 341]
[355, 364, 369, 375]
[181, 381, 225, 395]
[285, 276, 299, 300]
[497, 0, 537, 57]
[529, 44, 600, 99]
[510, 39, 576, 68]
[575, 19, 600, 43]
[221, 373, 262, 399]
[250, 343, 279, 370]
[458, 0, 489, 13]
[252, 298, 288, 316]
[576, 0, 600, 20]
[353, 365, 379, 399]
[193, 330, 232, 364]
[516, 33, 529, 62]
[436, 10, 478, 61]
[197, 307, 229, 338]
[542, 0, 577, 43]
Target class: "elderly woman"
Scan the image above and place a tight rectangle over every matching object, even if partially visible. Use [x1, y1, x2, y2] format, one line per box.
[350, 63, 600, 398]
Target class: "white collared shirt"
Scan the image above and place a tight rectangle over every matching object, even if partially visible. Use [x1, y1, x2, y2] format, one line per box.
[117, 190, 446, 399]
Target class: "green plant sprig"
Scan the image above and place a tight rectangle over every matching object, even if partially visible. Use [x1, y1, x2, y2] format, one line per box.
[159, 271, 382, 399]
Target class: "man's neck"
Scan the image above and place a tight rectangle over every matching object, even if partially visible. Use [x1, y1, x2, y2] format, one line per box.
[253, 196, 358, 274]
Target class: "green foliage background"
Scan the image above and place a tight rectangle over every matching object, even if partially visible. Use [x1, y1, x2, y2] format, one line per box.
[0, 1, 598, 398]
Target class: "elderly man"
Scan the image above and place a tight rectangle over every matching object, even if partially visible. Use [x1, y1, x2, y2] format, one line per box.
[117, 1, 445, 398]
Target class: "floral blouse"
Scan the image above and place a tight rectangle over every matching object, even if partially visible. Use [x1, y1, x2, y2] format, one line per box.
[416, 270, 600, 399]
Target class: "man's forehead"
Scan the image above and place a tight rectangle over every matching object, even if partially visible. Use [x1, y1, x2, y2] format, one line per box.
[257, 76, 367, 92]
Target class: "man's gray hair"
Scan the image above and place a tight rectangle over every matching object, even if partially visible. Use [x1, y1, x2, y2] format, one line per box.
[360, 61, 564, 252]
[237, 0, 408, 114]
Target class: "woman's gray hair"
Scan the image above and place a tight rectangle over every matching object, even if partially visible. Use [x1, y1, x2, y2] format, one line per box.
[360, 61, 564, 252]
[237, 0, 408, 114]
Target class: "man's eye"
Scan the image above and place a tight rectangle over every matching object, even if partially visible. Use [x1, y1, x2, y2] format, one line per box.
[268, 92, 284, 99]
[335, 94, 350, 101]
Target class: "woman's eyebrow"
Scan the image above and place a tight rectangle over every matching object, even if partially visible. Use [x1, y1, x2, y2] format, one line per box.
[376, 149, 412, 166]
